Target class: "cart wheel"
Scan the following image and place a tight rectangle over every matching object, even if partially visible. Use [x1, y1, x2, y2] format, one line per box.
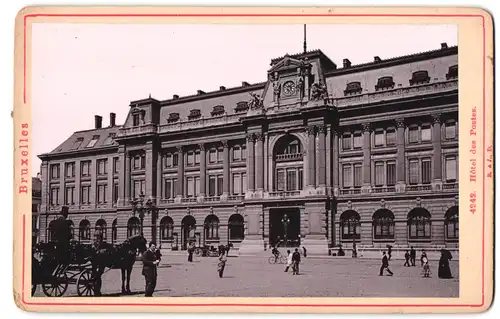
[76, 269, 96, 297]
[194, 248, 202, 257]
[268, 256, 277, 264]
[42, 272, 68, 297]
[279, 256, 287, 264]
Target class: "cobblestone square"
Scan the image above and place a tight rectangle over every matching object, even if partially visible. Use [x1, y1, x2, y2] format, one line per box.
[34, 255, 459, 298]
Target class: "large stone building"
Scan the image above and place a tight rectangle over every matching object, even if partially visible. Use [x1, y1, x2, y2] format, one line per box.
[37, 43, 459, 255]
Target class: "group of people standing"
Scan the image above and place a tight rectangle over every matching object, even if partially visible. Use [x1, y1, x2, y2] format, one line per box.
[284, 249, 302, 275]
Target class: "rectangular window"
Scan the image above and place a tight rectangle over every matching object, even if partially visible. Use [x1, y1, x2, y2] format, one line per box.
[209, 149, 217, 163]
[140, 155, 145, 169]
[50, 187, 59, 205]
[113, 158, 119, 174]
[298, 168, 304, 190]
[277, 169, 285, 191]
[172, 179, 178, 197]
[86, 136, 99, 148]
[97, 184, 107, 203]
[165, 179, 172, 198]
[113, 183, 119, 203]
[217, 149, 223, 163]
[187, 177, 194, 197]
[195, 151, 201, 164]
[408, 126, 419, 144]
[65, 186, 74, 205]
[97, 159, 107, 175]
[233, 147, 241, 161]
[353, 132, 363, 149]
[422, 158, 432, 184]
[233, 174, 241, 194]
[386, 161, 396, 186]
[242, 173, 247, 193]
[342, 133, 352, 150]
[81, 161, 91, 177]
[172, 153, 178, 167]
[409, 159, 419, 184]
[445, 121, 456, 140]
[187, 152, 194, 166]
[287, 169, 297, 191]
[241, 146, 247, 160]
[446, 157, 457, 182]
[165, 154, 173, 168]
[133, 156, 140, 169]
[421, 124, 431, 142]
[195, 177, 200, 196]
[375, 162, 384, 186]
[217, 175, 224, 196]
[81, 186, 90, 204]
[51, 164, 60, 179]
[209, 176, 216, 196]
[354, 164, 362, 188]
[374, 130, 384, 147]
[133, 180, 145, 199]
[342, 165, 352, 188]
[386, 128, 396, 146]
[133, 114, 140, 126]
[65, 163, 75, 178]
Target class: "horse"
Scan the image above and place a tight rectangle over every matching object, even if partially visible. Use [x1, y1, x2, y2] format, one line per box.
[90, 235, 148, 296]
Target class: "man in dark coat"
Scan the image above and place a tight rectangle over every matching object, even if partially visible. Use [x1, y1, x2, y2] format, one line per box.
[410, 246, 416, 266]
[292, 248, 301, 275]
[142, 242, 160, 297]
[379, 251, 394, 276]
[404, 251, 411, 267]
[54, 206, 72, 264]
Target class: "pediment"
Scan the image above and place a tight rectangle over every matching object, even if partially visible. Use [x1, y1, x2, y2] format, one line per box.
[268, 55, 310, 73]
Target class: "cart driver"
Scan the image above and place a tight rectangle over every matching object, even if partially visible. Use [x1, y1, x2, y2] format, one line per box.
[54, 206, 72, 264]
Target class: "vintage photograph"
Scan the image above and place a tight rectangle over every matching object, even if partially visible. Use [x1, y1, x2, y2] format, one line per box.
[29, 22, 460, 299]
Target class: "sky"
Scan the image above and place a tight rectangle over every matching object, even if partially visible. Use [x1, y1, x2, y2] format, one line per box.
[31, 23, 457, 173]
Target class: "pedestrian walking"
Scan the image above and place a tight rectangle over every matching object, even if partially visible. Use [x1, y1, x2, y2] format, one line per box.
[142, 242, 160, 297]
[352, 241, 358, 258]
[386, 245, 393, 261]
[217, 246, 228, 278]
[420, 249, 427, 267]
[187, 241, 195, 262]
[438, 249, 453, 279]
[292, 248, 301, 275]
[421, 255, 431, 278]
[379, 251, 394, 276]
[302, 246, 307, 258]
[284, 250, 292, 272]
[404, 250, 410, 267]
[410, 246, 416, 266]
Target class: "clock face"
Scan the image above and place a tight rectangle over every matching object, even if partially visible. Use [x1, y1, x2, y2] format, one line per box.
[282, 81, 296, 96]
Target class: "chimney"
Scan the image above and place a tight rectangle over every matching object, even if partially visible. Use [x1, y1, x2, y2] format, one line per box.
[173, 94, 179, 99]
[94, 115, 102, 129]
[109, 113, 116, 127]
[441, 42, 448, 49]
[374, 56, 382, 63]
[241, 81, 250, 87]
[219, 86, 226, 91]
[197, 90, 205, 95]
[343, 59, 351, 68]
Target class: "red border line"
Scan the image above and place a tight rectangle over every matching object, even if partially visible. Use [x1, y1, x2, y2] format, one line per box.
[21, 12, 486, 309]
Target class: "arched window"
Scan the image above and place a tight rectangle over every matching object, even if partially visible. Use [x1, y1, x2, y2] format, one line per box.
[444, 206, 458, 241]
[127, 217, 141, 238]
[160, 216, 174, 241]
[111, 219, 117, 243]
[275, 135, 302, 157]
[204, 215, 220, 240]
[274, 135, 304, 191]
[340, 210, 360, 240]
[79, 219, 91, 241]
[372, 209, 395, 239]
[95, 219, 107, 242]
[48, 220, 56, 242]
[407, 208, 431, 239]
[228, 214, 244, 241]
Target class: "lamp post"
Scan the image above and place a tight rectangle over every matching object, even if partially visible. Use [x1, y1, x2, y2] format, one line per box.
[281, 213, 290, 246]
[130, 191, 157, 238]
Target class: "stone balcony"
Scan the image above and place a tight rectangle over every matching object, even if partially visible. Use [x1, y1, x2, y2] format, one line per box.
[334, 79, 458, 108]
[117, 123, 158, 137]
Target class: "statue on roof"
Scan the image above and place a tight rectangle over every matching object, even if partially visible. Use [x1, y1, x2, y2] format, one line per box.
[296, 76, 305, 101]
[272, 75, 281, 102]
[248, 92, 263, 110]
[310, 79, 329, 103]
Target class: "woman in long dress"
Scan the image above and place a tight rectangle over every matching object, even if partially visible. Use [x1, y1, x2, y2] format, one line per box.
[438, 249, 453, 279]
[217, 246, 227, 278]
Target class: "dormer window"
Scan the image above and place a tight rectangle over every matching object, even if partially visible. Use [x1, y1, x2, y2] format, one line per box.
[410, 70, 430, 85]
[102, 133, 115, 145]
[86, 135, 99, 148]
[446, 65, 458, 80]
[132, 114, 140, 126]
[188, 109, 201, 120]
[211, 105, 225, 117]
[71, 137, 84, 150]
[375, 76, 395, 91]
[344, 82, 362, 96]
[167, 113, 180, 123]
[235, 101, 249, 113]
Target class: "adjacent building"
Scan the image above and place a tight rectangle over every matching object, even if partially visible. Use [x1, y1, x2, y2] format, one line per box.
[32, 175, 42, 245]
[37, 43, 459, 255]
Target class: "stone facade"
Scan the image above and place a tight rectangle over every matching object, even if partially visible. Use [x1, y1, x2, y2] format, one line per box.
[38, 44, 459, 255]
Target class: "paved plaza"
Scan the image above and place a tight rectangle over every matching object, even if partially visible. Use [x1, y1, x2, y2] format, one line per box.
[33, 253, 459, 298]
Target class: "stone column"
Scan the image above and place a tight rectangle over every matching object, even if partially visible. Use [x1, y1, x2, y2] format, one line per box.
[396, 119, 406, 192]
[156, 152, 162, 204]
[199, 144, 206, 197]
[176, 146, 184, 199]
[362, 123, 371, 192]
[125, 152, 131, 202]
[307, 125, 316, 187]
[74, 160, 81, 206]
[432, 114, 443, 190]
[107, 156, 113, 205]
[332, 130, 339, 196]
[317, 125, 327, 187]
[255, 133, 264, 191]
[246, 134, 255, 191]
[222, 140, 230, 196]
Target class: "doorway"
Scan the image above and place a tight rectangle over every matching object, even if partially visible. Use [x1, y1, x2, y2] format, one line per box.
[269, 208, 301, 247]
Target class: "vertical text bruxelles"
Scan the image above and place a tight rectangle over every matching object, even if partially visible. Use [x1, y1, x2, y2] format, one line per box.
[19, 123, 29, 194]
